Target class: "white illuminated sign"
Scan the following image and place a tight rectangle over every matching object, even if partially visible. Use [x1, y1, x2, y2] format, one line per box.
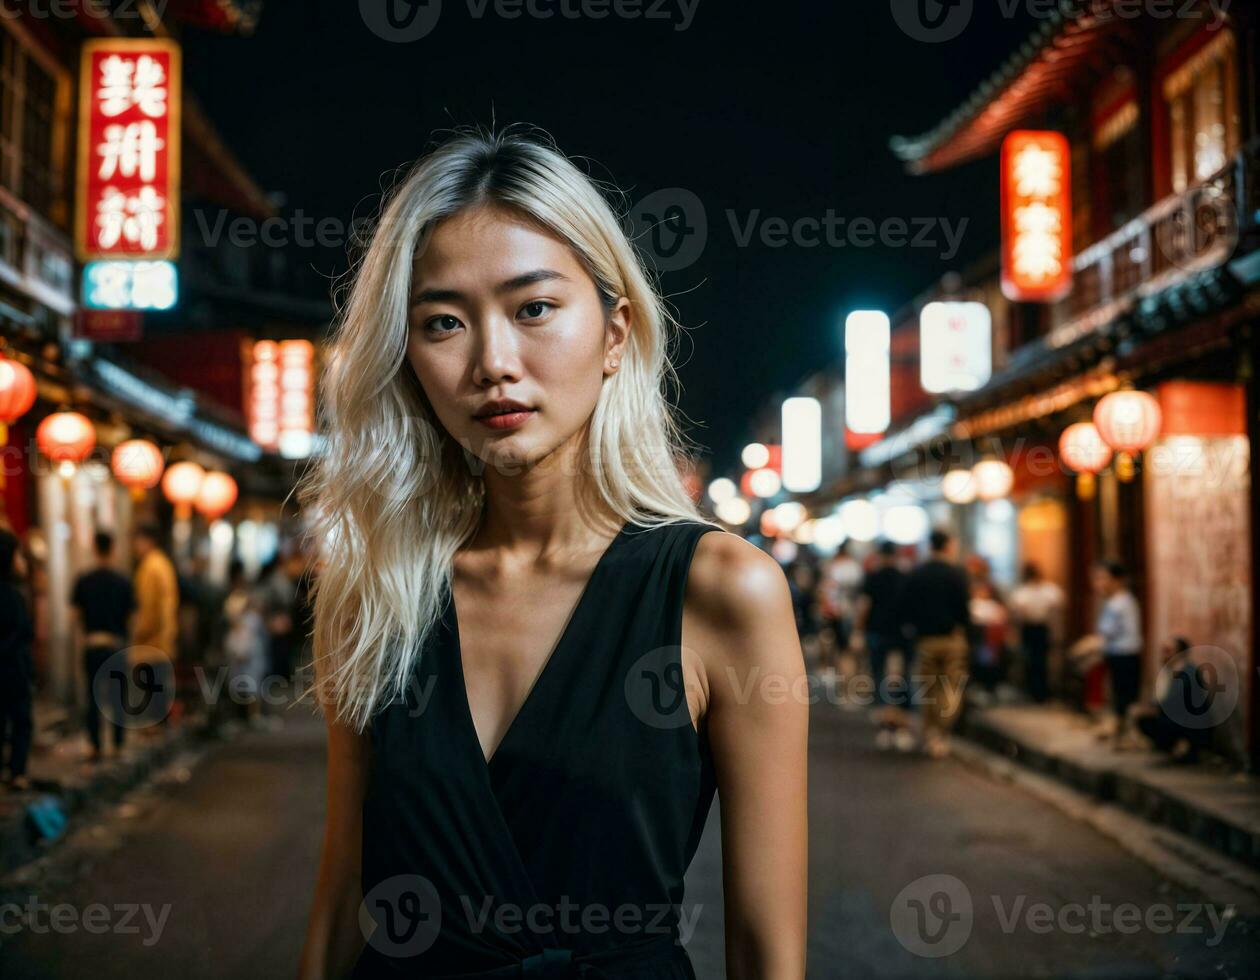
[920, 302, 992, 394]
[845, 310, 890, 435]
[781, 396, 821, 492]
[83, 259, 177, 310]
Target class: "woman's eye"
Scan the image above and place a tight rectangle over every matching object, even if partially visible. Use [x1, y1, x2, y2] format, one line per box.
[518, 301, 554, 321]
[425, 314, 462, 334]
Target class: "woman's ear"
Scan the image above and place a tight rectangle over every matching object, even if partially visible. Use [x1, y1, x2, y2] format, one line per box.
[604, 297, 632, 376]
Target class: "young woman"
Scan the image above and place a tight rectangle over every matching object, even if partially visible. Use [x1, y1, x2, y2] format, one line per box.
[297, 129, 808, 979]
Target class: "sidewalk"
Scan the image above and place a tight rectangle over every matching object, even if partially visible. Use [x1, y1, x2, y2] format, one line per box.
[0, 697, 216, 874]
[959, 702, 1260, 871]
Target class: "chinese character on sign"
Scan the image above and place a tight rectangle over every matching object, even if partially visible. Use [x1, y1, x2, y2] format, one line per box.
[76, 40, 181, 262]
[97, 54, 169, 118]
[1000, 131, 1072, 302]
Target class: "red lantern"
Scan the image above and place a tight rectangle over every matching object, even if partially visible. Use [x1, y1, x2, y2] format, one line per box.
[1059, 422, 1111, 499]
[162, 461, 205, 518]
[1094, 390, 1162, 483]
[1094, 390, 1162, 453]
[37, 412, 95, 466]
[0, 357, 37, 439]
[195, 471, 238, 520]
[112, 440, 165, 497]
[0, 357, 36, 490]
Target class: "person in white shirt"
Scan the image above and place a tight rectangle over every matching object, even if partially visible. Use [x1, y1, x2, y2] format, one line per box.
[1009, 562, 1065, 703]
[1092, 561, 1143, 739]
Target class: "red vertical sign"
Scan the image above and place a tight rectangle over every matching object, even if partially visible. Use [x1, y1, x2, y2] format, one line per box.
[1000, 130, 1072, 303]
[76, 39, 182, 262]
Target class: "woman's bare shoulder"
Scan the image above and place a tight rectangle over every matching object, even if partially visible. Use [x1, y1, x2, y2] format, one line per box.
[685, 530, 797, 668]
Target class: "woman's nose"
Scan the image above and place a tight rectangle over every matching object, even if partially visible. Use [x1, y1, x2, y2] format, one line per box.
[472, 317, 522, 386]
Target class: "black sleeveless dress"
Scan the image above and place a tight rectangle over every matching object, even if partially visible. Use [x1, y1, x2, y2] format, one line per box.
[352, 518, 722, 979]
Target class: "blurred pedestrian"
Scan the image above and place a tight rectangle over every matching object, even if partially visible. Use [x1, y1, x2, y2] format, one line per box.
[0, 530, 33, 791]
[1090, 560, 1143, 743]
[131, 523, 179, 735]
[1009, 562, 1064, 703]
[899, 528, 972, 758]
[1134, 637, 1216, 763]
[818, 541, 862, 667]
[852, 540, 911, 750]
[788, 561, 821, 656]
[223, 561, 269, 727]
[260, 554, 297, 684]
[968, 578, 1009, 700]
[71, 531, 136, 761]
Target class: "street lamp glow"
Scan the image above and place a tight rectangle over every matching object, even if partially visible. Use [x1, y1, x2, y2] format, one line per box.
[749, 467, 782, 499]
[715, 496, 752, 526]
[942, 468, 978, 505]
[811, 515, 847, 552]
[883, 504, 930, 545]
[741, 442, 770, 469]
[781, 396, 821, 492]
[838, 498, 879, 542]
[708, 477, 737, 504]
[773, 501, 807, 533]
[973, 458, 1015, 501]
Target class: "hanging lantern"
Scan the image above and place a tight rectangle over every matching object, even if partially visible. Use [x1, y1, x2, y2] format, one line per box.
[0, 357, 36, 492]
[942, 468, 978, 505]
[112, 439, 165, 499]
[162, 461, 206, 519]
[0, 357, 36, 444]
[195, 471, 238, 520]
[1059, 422, 1111, 499]
[972, 458, 1015, 501]
[37, 412, 96, 473]
[1094, 389, 1162, 482]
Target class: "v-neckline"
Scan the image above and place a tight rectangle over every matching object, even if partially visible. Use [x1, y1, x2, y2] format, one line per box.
[449, 519, 631, 769]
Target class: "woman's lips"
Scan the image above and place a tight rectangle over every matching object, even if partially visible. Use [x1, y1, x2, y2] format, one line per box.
[475, 409, 536, 430]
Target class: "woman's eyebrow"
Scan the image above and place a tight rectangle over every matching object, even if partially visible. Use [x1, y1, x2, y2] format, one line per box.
[410, 269, 570, 305]
[496, 269, 571, 292]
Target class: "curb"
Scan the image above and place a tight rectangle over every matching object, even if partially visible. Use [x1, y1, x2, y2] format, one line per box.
[959, 710, 1260, 873]
[948, 735, 1260, 919]
[0, 719, 221, 875]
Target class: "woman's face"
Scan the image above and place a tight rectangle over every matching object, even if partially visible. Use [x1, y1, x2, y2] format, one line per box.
[406, 204, 629, 474]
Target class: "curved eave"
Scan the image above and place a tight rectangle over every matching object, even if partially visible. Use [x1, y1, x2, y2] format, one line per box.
[890, 1, 1123, 174]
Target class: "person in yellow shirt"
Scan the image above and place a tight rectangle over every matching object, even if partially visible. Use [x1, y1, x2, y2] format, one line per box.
[131, 523, 179, 733]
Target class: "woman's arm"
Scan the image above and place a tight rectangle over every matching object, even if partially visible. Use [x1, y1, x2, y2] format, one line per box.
[298, 705, 371, 980]
[684, 532, 808, 980]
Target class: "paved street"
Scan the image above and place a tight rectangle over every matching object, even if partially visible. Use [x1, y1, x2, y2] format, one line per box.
[1, 695, 1257, 979]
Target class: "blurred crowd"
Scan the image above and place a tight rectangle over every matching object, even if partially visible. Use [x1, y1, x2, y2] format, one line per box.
[0, 527, 313, 791]
[781, 530, 1221, 764]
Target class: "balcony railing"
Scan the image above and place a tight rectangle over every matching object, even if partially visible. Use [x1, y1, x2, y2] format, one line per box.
[1043, 140, 1258, 352]
[0, 185, 75, 325]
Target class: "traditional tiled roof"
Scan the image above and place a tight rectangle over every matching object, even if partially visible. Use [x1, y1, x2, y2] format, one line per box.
[890, 0, 1128, 173]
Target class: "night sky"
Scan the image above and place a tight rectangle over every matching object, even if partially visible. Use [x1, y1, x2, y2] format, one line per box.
[184, 0, 1043, 473]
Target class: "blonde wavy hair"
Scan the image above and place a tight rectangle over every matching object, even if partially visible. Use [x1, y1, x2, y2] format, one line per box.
[298, 127, 711, 733]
